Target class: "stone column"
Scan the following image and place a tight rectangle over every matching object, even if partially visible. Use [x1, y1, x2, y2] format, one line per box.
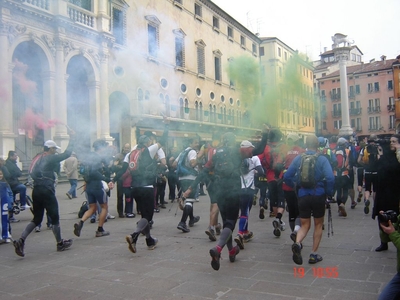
[335, 47, 353, 137]
[0, 22, 16, 157]
[52, 35, 70, 149]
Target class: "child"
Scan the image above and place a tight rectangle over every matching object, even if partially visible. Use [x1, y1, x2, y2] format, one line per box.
[0, 169, 13, 243]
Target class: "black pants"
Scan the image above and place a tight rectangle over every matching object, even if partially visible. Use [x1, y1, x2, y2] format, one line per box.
[132, 186, 154, 222]
[32, 186, 60, 226]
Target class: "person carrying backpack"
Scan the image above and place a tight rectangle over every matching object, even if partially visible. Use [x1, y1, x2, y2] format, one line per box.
[172, 137, 201, 233]
[258, 128, 286, 237]
[182, 132, 242, 271]
[333, 137, 351, 217]
[283, 135, 334, 265]
[357, 134, 379, 214]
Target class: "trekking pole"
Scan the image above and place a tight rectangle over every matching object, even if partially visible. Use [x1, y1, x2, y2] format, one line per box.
[169, 188, 181, 213]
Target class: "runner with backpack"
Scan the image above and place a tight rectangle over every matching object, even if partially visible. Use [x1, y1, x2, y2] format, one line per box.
[357, 134, 379, 214]
[333, 137, 351, 217]
[283, 135, 334, 265]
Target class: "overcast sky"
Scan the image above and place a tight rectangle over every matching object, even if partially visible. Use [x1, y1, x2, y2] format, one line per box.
[212, 0, 400, 62]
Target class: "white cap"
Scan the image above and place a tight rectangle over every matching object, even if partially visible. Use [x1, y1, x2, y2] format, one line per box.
[240, 140, 254, 148]
[44, 140, 61, 149]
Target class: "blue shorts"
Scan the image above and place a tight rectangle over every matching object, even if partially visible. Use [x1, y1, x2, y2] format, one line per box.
[85, 188, 107, 205]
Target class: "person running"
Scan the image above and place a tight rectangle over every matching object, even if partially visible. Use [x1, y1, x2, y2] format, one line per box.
[283, 135, 334, 265]
[73, 139, 114, 238]
[234, 140, 264, 249]
[13, 132, 75, 257]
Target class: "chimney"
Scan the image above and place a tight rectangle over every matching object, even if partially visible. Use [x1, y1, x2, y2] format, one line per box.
[324, 47, 327, 53]
[380, 55, 386, 61]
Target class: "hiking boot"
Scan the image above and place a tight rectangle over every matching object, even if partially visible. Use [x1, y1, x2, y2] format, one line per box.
[146, 237, 158, 250]
[73, 223, 82, 237]
[209, 247, 221, 271]
[189, 216, 200, 227]
[126, 232, 140, 253]
[375, 243, 389, 252]
[177, 222, 190, 233]
[95, 230, 110, 237]
[215, 223, 221, 235]
[364, 199, 370, 214]
[234, 234, 244, 249]
[338, 204, 347, 217]
[308, 253, 323, 264]
[290, 231, 297, 243]
[243, 232, 254, 243]
[229, 246, 240, 263]
[351, 201, 357, 209]
[13, 238, 25, 257]
[292, 242, 303, 265]
[259, 207, 265, 219]
[57, 239, 73, 252]
[205, 228, 217, 241]
[357, 192, 363, 202]
[272, 219, 281, 237]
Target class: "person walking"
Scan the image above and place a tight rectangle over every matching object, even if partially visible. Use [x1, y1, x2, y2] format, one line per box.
[63, 152, 78, 199]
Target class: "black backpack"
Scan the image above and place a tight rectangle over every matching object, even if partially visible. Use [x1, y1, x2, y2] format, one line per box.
[213, 146, 237, 178]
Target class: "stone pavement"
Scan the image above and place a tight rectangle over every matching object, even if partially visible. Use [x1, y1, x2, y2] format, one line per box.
[0, 183, 393, 300]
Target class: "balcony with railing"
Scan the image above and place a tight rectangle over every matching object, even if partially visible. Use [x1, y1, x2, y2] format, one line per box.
[320, 95, 326, 102]
[348, 92, 355, 99]
[367, 106, 381, 114]
[349, 108, 362, 115]
[332, 110, 342, 118]
[355, 126, 362, 132]
[67, 3, 96, 28]
[330, 92, 341, 101]
[387, 104, 395, 112]
[22, 0, 49, 10]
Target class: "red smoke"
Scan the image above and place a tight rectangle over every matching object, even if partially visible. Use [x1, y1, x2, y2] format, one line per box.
[20, 108, 64, 139]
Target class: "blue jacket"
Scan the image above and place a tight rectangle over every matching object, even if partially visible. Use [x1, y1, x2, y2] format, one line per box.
[283, 150, 335, 197]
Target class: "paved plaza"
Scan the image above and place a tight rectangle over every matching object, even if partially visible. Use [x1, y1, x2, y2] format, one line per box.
[0, 182, 393, 299]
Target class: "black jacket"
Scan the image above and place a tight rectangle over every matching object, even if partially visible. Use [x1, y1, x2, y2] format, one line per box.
[5, 159, 22, 188]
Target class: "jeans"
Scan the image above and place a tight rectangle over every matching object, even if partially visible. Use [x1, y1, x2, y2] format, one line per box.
[12, 183, 27, 206]
[68, 179, 77, 198]
[378, 272, 400, 300]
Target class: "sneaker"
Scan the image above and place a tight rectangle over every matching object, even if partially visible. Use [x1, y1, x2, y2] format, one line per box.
[35, 226, 41, 232]
[209, 247, 221, 271]
[119, 213, 125, 218]
[90, 218, 96, 223]
[351, 201, 357, 209]
[66, 192, 72, 199]
[290, 231, 297, 243]
[234, 234, 244, 249]
[126, 213, 135, 218]
[13, 238, 25, 257]
[272, 219, 281, 237]
[47, 225, 52, 230]
[189, 216, 200, 227]
[194, 198, 200, 202]
[20, 204, 31, 210]
[177, 222, 190, 233]
[259, 207, 265, 219]
[95, 230, 110, 237]
[243, 232, 254, 243]
[308, 253, 323, 264]
[126, 232, 140, 253]
[9, 217, 20, 223]
[146, 237, 158, 250]
[205, 228, 217, 241]
[357, 192, 363, 202]
[229, 246, 240, 262]
[107, 214, 115, 220]
[338, 204, 347, 217]
[154, 208, 160, 213]
[364, 199, 370, 214]
[57, 239, 73, 252]
[292, 242, 303, 265]
[280, 221, 286, 231]
[73, 223, 82, 237]
[215, 223, 221, 235]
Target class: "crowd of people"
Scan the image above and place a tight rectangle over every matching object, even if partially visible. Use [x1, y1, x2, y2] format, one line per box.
[2, 122, 400, 298]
